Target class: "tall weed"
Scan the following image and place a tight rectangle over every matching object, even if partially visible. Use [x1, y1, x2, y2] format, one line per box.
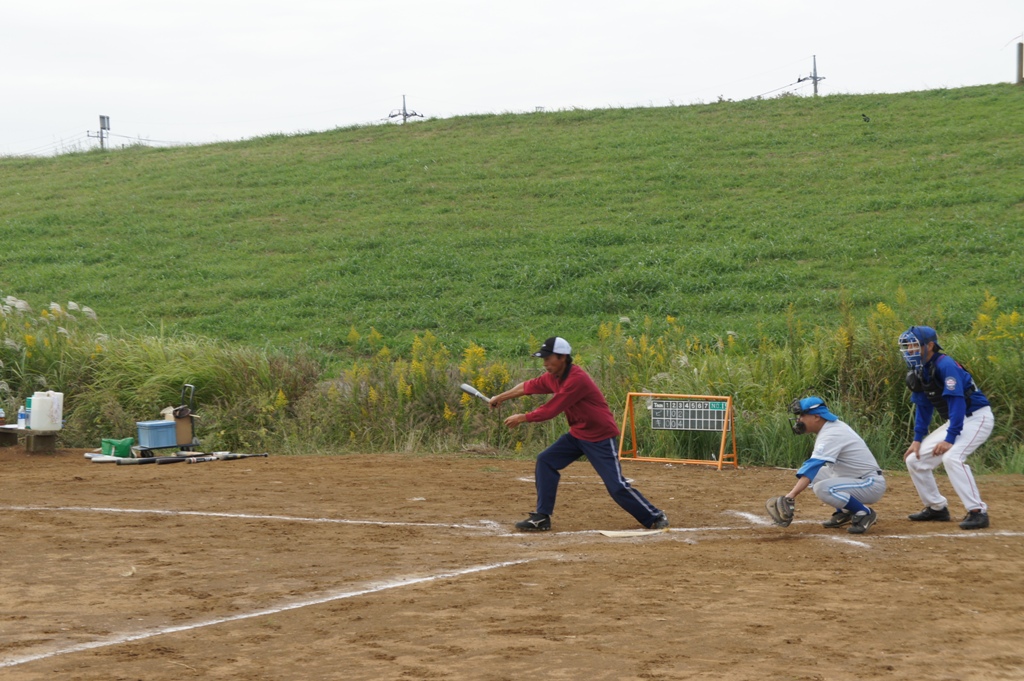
[3, 290, 1024, 472]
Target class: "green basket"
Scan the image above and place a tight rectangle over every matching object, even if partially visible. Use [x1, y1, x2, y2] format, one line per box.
[101, 437, 135, 458]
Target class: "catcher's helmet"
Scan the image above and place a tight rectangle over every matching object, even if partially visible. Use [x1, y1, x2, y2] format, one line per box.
[899, 326, 941, 371]
[787, 396, 837, 434]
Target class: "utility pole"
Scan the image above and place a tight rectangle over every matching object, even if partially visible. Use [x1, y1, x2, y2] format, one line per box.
[797, 56, 825, 96]
[1017, 42, 1023, 85]
[388, 95, 423, 124]
[88, 115, 110, 150]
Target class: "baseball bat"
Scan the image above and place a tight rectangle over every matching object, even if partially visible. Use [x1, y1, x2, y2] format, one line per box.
[116, 455, 195, 465]
[459, 383, 492, 404]
[156, 455, 219, 464]
[89, 454, 122, 463]
[156, 456, 190, 464]
[214, 452, 268, 460]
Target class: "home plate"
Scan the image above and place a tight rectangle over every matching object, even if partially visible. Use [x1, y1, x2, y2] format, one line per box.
[597, 528, 669, 538]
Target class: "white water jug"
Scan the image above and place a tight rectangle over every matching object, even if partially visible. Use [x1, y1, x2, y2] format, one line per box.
[30, 391, 64, 431]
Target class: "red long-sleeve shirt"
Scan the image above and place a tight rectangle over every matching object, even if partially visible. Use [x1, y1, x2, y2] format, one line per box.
[523, 364, 620, 442]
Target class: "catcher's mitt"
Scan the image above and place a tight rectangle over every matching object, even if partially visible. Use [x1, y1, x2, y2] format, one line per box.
[765, 496, 795, 527]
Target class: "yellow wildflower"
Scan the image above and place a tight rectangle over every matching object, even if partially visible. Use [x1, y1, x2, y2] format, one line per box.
[460, 343, 487, 377]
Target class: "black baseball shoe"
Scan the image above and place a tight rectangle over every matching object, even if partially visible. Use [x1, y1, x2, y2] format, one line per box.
[908, 506, 950, 522]
[514, 512, 551, 532]
[648, 512, 670, 530]
[959, 510, 990, 530]
[847, 510, 877, 535]
[822, 510, 853, 528]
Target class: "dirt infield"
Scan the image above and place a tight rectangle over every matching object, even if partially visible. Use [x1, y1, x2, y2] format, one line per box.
[2, 447, 1023, 681]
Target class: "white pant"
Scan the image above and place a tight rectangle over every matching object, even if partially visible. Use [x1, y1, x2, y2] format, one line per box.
[906, 406, 993, 513]
[813, 474, 886, 510]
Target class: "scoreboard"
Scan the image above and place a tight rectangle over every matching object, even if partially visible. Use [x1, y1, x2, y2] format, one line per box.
[651, 399, 729, 432]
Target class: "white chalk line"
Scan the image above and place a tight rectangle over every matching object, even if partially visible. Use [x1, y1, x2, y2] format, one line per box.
[516, 476, 635, 484]
[556, 525, 745, 537]
[882, 530, 1024, 540]
[0, 505, 497, 531]
[722, 509, 1024, 546]
[726, 511, 873, 549]
[1, 505, 732, 540]
[0, 559, 531, 669]
[725, 510, 775, 526]
[7, 505, 1018, 546]
[819, 535, 872, 549]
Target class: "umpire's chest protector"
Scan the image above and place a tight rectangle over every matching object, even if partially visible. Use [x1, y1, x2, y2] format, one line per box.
[905, 355, 976, 421]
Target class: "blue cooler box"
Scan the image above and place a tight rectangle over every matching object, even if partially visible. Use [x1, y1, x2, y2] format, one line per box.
[137, 420, 177, 449]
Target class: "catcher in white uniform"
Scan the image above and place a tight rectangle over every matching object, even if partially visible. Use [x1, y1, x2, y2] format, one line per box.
[766, 397, 887, 534]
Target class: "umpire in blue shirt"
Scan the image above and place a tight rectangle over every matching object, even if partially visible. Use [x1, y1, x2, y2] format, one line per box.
[899, 326, 994, 530]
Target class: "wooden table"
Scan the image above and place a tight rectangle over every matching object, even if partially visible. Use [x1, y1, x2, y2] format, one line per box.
[0, 425, 59, 452]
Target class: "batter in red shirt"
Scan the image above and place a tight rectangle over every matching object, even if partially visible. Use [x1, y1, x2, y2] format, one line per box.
[490, 336, 668, 532]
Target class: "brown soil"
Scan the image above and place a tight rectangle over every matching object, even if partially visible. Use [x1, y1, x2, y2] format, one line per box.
[2, 447, 1023, 681]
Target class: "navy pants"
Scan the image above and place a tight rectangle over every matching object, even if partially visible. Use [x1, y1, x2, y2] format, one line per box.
[534, 433, 662, 527]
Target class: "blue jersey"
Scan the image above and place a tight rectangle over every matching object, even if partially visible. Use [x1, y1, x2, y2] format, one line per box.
[912, 353, 989, 443]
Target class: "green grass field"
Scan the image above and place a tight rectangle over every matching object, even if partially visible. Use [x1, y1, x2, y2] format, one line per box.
[3, 85, 1024, 466]
[2, 85, 1022, 357]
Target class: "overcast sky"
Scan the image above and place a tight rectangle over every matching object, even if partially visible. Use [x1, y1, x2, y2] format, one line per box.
[4, 1, 1022, 156]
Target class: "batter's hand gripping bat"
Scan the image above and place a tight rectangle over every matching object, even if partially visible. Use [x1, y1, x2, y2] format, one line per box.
[460, 383, 492, 404]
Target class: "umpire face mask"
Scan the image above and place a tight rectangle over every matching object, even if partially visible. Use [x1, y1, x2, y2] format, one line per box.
[899, 329, 924, 371]
[788, 399, 807, 435]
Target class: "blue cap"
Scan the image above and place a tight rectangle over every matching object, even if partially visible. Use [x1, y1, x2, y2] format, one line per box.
[904, 326, 942, 351]
[796, 396, 838, 422]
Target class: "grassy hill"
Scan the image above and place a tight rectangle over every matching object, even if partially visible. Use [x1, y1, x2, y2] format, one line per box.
[1, 85, 1023, 357]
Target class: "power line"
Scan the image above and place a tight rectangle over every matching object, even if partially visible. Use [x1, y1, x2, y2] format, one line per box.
[751, 80, 802, 99]
[5, 133, 91, 157]
[108, 132, 186, 146]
